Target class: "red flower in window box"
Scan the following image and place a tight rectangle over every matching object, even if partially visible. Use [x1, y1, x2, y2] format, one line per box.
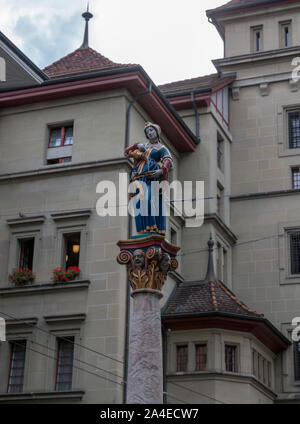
[52, 266, 81, 283]
[9, 268, 36, 286]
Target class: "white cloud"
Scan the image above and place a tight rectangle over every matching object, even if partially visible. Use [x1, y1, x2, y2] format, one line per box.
[0, 0, 226, 84]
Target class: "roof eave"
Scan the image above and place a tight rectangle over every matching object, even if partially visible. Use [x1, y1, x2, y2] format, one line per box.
[0, 65, 197, 152]
[0, 31, 49, 81]
[206, 0, 299, 19]
[162, 311, 290, 353]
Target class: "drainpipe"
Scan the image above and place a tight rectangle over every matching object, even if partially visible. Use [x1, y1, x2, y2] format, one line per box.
[125, 82, 153, 148]
[190, 90, 201, 144]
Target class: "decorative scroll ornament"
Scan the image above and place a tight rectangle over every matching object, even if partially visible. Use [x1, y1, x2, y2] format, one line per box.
[125, 249, 178, 291]
[117, 234, 180, 292]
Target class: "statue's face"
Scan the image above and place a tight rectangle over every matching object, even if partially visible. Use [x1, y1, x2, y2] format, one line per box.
[159, 253, 171, 273]
[145, 126, 158, 143]
[133, 251, 145, 268]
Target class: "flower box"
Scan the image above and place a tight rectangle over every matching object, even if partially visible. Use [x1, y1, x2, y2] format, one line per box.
[9, 268, 36, 286]
[52, 266, 81, 283]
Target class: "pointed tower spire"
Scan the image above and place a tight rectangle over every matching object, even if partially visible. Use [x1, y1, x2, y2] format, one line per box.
[80, 2, 93, 49]
[205, 234, 217, 282]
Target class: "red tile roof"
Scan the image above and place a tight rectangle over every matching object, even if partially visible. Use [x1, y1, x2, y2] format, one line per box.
[162, 278, 263, 318]
[158, 73, 235, 95]
[44, 47, 134, 78]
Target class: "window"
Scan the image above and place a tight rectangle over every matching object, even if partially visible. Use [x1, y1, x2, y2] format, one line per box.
[217, 185, 223, 217]
[251, 26, 263, 52]
[7, 341, 26, 393]
[217, 135, 224, 171]
[47, 157, 72, 165]
[288, 111, 300, 149]
[63, 232, 81, 269]
[280, 21, 291, 48]
[47, 124, 73, 165]
[195, 344, 207, 371]
[55, 337, 74, 391]
[176, 345, 188, 372]
[225, 345, 237, 372]
[290, 232, 300, 275]
[252, 349, 272, 386]
[18, 238, 34, 270]
[294, 342, 300, 380]
[292, 167, 300, 189]
[49, 126, 73, 148]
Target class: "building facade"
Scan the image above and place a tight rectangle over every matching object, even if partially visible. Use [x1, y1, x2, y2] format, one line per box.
[0, 0, 299, 404]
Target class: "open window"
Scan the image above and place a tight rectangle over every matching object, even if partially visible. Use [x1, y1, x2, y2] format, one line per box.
[63, 232, 81, 269]
[280, 21, 292, 48]
[217, 133, 224, 171]
[251, 26, 263, 53]
[18, 237, 34, 270]
[46, 124, 73, 165]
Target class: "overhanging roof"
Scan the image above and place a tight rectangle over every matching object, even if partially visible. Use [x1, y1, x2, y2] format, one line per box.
[0, 65, 198, 153]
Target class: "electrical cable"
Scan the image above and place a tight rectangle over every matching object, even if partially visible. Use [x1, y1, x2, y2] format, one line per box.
[10, 340, 124, 387]
[0, 310, 124, 366]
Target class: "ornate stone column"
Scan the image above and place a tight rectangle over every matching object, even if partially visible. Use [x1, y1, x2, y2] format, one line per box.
[117, 234, 179, 404]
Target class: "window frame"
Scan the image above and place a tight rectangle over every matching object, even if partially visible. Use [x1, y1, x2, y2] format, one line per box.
[288, 110, 300, 150]
[225, 344, 238, 373]
[52, 213, 90, 277]
[63, 231, 81, 270]
[217, 133, 224, 172]
[294, 341, 300, 381]
[176, 344, 188, 372]
[7, 223, 43, 282]
[195, 344, 207, 372]
[279, 222, 300, 285]
[251, 25, 263, 53]
[7, 340, 27, 393]
[289, 231, 300, 276]
[47, 157, 72, 165]
[279, 20, 292, 48]
[292, 167, 300, 189]
[55, 336, 75, 392]
[278, 105, 300, 158]
[48, 125, 73, 149]
[17, 237, 35, 271]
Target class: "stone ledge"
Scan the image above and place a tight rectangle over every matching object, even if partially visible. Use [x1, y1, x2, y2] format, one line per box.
[0, 390, 85, 403]
[0, 157, 132, 182]
[231, 188, 300, 201]
[44, 313, 86, 324]
[167, 371, 277, 399]
[0, 280, 90, 296]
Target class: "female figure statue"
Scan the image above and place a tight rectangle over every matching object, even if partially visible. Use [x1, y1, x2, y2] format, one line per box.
[125, 122, 173, 236]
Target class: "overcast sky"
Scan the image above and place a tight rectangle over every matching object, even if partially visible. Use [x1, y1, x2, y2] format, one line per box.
[0, 0, 226, 85]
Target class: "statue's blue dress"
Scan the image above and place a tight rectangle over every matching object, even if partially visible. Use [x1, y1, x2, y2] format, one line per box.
[129, 143, 173, 235]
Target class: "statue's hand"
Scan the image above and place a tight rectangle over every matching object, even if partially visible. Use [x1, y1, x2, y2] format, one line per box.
[137, 144, 146, 152]
[148, 169, 163, 180]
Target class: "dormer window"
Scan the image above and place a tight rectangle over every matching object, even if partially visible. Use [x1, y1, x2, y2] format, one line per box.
[251, 26, 263, 52]
[280, 21, 292, 48]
